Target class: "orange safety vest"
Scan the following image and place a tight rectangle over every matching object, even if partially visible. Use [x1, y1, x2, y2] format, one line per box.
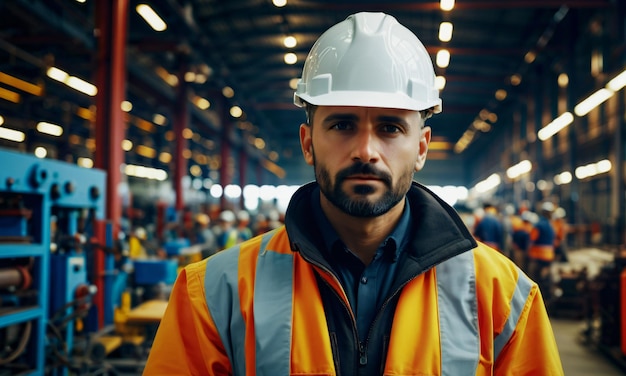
[144, 228, 563, 375]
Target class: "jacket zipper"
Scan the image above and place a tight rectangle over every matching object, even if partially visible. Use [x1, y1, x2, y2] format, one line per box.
[297, 251, 362, 369]
[298, 246, 425, 369]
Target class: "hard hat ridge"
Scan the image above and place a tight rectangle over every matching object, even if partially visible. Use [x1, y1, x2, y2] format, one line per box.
[294, 12, 442, 114]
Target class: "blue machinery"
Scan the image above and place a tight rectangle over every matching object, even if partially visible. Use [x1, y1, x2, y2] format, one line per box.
[0, 148, 110, 375]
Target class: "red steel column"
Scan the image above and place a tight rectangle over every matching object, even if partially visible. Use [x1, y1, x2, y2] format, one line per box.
[94, 0, 128, 328]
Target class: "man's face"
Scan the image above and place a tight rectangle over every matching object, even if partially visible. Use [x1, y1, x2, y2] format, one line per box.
[299, 106, 431, 217]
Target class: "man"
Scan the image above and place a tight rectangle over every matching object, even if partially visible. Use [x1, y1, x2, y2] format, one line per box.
[144, 12, 563, 375]
[529, 201, 557, 301]
[473, 202, 504, 252]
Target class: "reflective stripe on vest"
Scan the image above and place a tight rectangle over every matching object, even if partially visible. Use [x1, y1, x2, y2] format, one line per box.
[436, 251, 480, 375]
[205, 231, 533, 375]
[494, 271, 533, 359]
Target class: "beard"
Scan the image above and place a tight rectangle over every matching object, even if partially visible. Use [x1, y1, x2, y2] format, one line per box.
[314, 150, 413, 217]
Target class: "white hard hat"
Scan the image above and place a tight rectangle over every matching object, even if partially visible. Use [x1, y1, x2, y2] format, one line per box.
[294, 12, 442, 114]
[541, 202, 555, 212]
[219, 210, 236, 223]
[237, 210, 250, 222]
[554, 207, 566, 219]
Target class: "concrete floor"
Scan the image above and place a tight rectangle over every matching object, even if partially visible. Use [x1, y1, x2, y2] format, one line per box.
[552, 318, 626, 375]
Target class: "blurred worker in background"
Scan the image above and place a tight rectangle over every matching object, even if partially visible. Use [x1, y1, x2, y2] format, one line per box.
[511, 210, 535, 271]
[128, 227, 147, 259]
[235, 210, 253, 243]
[194, 213, 217, 258]
[552, 207, 569, 263]
[528, 202, 557, 301]
[472, 202, 504, 252]
[215, 210, 238, 251]
[145, 12, 563, 375]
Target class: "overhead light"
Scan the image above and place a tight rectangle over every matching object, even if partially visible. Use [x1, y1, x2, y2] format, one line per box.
[495, 89, 507, 101]
[34, 146, 47, 158]
[436, 49, 450, 68]
[289, 78, 299, 90]
[46, 67, 69, 82]
[230, 105, 243, 118]
[606, 69, 626, 91]
[47, 67, 97, 96]
[574, 88, 613, 116]
[538, 112, 574, 141]
[121, 100, 133, 112]
[440, 0, 455, 11]
[124, 163, 167, 181]
[121, 139, 133, 151]
[438, 22, 453, 42]
[136, 4, 167, 32]
[153, 114, 167, 125]
[66, 76, 97, 96]
[0, 87, 20, 103]
[506, 160, 532, 179]
[284, 52, 297, 65]
[475, 173, 501, 193]
[524, 51, 536, 64]
[283, 35, 297, 48]
[272, 0, 287, 7]
[557, 73, 569, 88]
[0, 127, 25, 142]
[222, 86, 234, 98]
[435, 76, 446, 90]
[193, 96, 210, 110]
[36, 121, 63, 137]
[136, 145, 156, 159]
[78, 157, 93, 168]
[0, 72, 43, 96]
[0, 115, 4, 125]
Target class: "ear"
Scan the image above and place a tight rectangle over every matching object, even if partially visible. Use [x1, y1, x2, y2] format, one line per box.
[414, 126, 431, 172]
[299, 123, 314, 166]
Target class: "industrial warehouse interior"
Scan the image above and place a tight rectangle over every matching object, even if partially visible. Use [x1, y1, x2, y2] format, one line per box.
[1, 0, 626, 374]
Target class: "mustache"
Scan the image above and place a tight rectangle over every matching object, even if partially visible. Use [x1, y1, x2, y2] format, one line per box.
[335, 162, 392, 185]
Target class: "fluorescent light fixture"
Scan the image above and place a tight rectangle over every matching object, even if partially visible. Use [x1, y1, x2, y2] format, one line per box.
[36, 121, 63, 136]
[0, 87, 20, 103]
[47, 67, 69, 82]
[538, 112, 574, 141]
[439, 22, 453, 42]
[606, 70, 626, 91]
[0, 127, 25, 142]
[440, 0, 455, 11]
[574, 88, 613, 116]
[230, 105, 243, 118]
[78, 157, 94, 168]
[124, 163, 167, 181]
[475, 173, 501, 193]
[283, 36, 297, 48]
[136, 4, 167, 32]
[284, 52, 297, 65]
[506, 160, 532, 179]
[66, 76, 98, 96]
[0, 72, 43, 96]
[436, 49, 450, 68]
[435, 76, 446, 90]
[34, 146, 47, 158]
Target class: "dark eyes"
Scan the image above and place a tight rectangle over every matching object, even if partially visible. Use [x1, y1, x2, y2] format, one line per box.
[329, 122, 402, 134]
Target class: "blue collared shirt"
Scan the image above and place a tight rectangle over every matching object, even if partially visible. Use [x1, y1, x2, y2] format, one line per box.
[311, 187, 411, 341]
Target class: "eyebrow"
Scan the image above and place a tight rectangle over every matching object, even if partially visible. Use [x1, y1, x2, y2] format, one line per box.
[321, 113, 411, 129]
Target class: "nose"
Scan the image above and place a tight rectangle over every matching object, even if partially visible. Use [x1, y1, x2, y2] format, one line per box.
[350, 129, 380, 164]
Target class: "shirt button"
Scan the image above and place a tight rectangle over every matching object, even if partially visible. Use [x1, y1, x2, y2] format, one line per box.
[361, 277, 368, 284]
